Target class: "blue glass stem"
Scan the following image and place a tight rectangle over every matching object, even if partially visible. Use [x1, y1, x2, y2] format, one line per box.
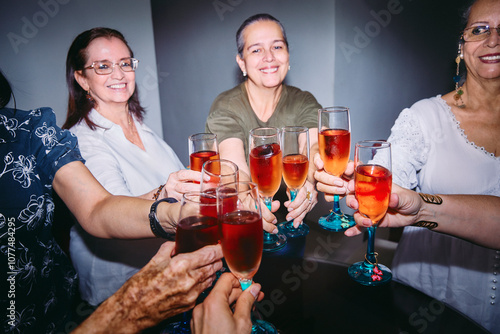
[332, 194, 341, 216]
[365, 226, 377, 265]
[263, 197, 274, 242]
[286, 189, 298, 231]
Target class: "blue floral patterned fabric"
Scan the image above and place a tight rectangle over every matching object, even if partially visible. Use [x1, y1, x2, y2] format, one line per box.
[1, 107, 84, 333]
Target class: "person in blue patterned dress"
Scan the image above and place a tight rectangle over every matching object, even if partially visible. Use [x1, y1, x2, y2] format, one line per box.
[0, 71, 223, 333]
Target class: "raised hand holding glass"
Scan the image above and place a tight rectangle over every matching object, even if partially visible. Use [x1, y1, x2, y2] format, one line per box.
[218, 181, 277, 334]
[318, 107, 355, 231]
[348, 140, 392, 286]
[280, 126, 310, 237]
[249, 127, 287, 252]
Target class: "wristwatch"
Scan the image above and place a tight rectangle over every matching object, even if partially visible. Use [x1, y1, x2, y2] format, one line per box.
[149, 198, 178, 240]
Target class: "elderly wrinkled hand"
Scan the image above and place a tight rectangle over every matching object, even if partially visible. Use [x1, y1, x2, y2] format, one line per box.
[73, 242, 223, 333]
[130, 243, 223, 321]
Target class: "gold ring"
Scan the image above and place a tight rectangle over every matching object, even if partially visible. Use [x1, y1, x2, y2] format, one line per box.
[306, 191, 312, 201]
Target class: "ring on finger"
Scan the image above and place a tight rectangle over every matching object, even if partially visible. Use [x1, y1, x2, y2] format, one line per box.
[306, 191, 312, 201]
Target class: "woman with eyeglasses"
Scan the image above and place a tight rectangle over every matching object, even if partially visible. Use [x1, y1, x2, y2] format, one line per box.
[63, 27, 204, 307]
[315, 0, 500, 331]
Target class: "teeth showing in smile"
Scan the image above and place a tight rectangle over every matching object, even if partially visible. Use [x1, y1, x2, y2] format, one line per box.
[481, 55, 500, 61]
[109, 83, 126, 89]
[261, 67, 278, 74]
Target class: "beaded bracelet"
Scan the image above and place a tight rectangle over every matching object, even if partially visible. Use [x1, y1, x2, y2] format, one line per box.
[152, 184, 165, 200]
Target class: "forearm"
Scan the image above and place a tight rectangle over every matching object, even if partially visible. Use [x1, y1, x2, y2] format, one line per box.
[54, 161, 176, 239]
[417, 194, 500, 249]
[73, 271, 161, 333]
[72, 293, 142, 334]
[85, 195, 156, 238]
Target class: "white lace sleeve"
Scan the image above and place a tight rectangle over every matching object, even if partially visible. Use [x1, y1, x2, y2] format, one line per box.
[387, 108, 430, 190]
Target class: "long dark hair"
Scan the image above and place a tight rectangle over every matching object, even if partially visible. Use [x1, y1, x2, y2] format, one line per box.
[236, 13, 289, 58]
[0, 70, 14, 109]
[63, 27, 144, 130]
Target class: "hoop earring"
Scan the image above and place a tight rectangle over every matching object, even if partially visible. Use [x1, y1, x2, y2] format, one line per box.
[453, 43, 465, 108]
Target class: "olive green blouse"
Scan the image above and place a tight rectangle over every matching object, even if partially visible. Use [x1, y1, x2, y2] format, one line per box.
[205, 83, 321, 158]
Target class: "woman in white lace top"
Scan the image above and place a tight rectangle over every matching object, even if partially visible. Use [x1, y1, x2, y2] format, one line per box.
[314, 0, 499, 331]
[386, 0, 500, 331]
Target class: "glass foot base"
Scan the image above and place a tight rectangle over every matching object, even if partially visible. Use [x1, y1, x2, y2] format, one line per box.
[278, 221, 309, 238]
[263, 231, 287, 252]
[252, 319, 278, 334]
[318, 212, 355, 232]
[348, 262, 392, 286]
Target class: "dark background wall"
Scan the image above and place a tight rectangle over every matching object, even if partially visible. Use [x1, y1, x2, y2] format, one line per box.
[152, 0, 467, 165]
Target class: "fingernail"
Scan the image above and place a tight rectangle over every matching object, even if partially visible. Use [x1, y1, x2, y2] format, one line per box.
[272, 228, 278, 234]
[249, 284, 261, 299]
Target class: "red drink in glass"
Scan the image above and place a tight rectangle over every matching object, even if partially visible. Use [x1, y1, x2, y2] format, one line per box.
[190, 151, 220, 172]
[319, 129, 350, 176]
[249, 143, 282, 198]
[355, 164, 392, 224]
[200, 187, 238, 218]
[220, 210, 263, 279]
[174, 215, 219, 254]
[282, 154, 309, 190]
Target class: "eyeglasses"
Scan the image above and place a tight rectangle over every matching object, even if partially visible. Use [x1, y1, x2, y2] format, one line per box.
[462, 25, 500, 42]
[84, 57, 139, 75]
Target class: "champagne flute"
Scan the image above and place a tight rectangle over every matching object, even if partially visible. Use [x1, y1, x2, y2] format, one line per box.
[201, 159, 239, 194]
[174, 192, 220, 255]
[280, 126, 310, 237]
[249, 127, 287, 252]
[166, 191, 220, 333]
[201, 159, 239, 277]
[318, 107, 355, 231]
[218, 181, 277, 334]
[188, 133, 219, 171]
[200, 159, 239, 218]
[348, 140, 392, 286]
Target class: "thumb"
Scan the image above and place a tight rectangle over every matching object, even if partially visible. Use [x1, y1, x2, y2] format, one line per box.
[233, 283, 261, 323]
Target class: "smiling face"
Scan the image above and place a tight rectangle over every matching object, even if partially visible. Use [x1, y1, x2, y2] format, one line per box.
[236, 20, 289, 90]
[463, 0, 500, 82]
[74, 37, 135, 111]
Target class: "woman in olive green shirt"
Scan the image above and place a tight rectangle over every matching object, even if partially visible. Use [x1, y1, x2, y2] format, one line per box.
[206, 13, 321, 234]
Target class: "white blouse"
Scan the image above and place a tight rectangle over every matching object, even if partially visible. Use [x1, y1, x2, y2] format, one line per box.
[388, 96, 500, 332]
[69, 109, 185, 306]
